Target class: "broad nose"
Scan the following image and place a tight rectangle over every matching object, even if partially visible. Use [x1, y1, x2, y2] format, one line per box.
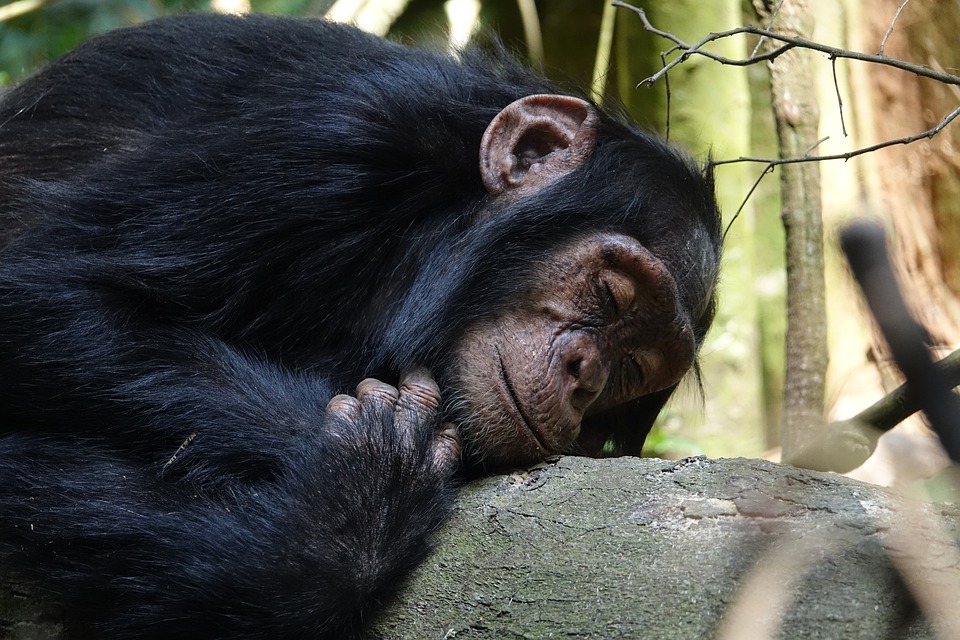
[560, 333, 608, 413]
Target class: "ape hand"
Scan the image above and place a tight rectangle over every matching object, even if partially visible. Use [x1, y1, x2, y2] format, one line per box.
[326, 368, 462, 477]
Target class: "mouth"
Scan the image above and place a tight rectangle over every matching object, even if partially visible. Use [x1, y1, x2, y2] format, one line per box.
[494, 346, 551, 454]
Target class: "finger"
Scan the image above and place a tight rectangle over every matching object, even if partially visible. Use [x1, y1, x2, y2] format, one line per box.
[355, 378, 400, 416]
[432, 422, 462, 476]
[394, 368, 442, 449]
[324, 393, 362, 421]
[396, 367, 441, 414]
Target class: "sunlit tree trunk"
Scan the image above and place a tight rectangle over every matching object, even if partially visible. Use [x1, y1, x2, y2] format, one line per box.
[753, 0, 826, 461]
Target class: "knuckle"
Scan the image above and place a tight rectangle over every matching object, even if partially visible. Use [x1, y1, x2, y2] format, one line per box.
[398, 369, 441, 412]
[398, 384, 442, 413]
[325, 394, 361, 419]
[355, 378, 400, 405]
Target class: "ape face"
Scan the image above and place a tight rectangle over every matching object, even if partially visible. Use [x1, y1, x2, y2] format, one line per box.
[452, 232, 699, 464]
[434, 94, 718, 466]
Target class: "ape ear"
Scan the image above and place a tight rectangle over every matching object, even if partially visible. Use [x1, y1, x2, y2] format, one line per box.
[480, 94, 599, 195]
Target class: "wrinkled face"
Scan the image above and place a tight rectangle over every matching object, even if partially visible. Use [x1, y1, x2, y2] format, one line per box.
[443, 92, 717, 466]
[450, 231, 697, 465]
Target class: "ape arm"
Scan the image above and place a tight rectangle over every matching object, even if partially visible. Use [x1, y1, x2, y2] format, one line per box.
[2, 411, 453, 638]
[1, 253, 309, 477]
[0, 250, 457, 639]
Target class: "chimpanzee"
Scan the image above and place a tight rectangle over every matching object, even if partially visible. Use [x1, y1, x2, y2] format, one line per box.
[0, 12, 721, 639]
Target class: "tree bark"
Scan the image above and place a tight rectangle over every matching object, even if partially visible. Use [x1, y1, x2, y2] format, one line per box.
[856, 0, 960, 369]
[754, 0, 827, 461]
[830, 0, 960, 487]
[369, 456, 959, 639]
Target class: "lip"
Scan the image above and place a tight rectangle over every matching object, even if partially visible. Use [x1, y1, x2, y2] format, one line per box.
[494, 346, 551, 454]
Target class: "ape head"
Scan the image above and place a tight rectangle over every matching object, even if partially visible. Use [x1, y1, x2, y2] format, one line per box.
[374, 93, 721, 467]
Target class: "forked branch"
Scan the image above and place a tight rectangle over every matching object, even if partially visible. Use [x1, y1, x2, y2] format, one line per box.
[611, 1, 960, 88]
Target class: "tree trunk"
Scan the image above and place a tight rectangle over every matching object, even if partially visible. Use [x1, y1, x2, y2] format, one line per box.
[829, 0, 960, 488]
[856, 0, 960, 365]
[754, 0, 827, 461]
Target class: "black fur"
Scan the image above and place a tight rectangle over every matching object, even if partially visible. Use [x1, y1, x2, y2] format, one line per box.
[0, 13, 721, 638]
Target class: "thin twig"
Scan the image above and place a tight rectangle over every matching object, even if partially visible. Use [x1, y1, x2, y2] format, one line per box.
[723, 164, 775, 241]
[614, 0, 959, 225]
[660, 50, 672, 141]
[803, 136, 830, 156]
[712, 105, 960, 167]
[831, 58, 848, 137]
[724, 136, 829, 239]
[930, 57, 960, 101]
[749, 0, 785, 58]
[879, 0, 911, 56]
[611, 1, 960, 88]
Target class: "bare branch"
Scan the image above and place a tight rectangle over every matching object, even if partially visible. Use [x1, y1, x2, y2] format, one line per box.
[879, 0, 911, 56]
[660, 50, 672, 141]
[711, 105, 960, 167]
[724, 164, 775, 241]
[831, 58, 848, 137]
[611, 1, 960, 88]
[614, 0, 959, 229]
[930, 57, 960, 101]
[612, 2, 795, 85]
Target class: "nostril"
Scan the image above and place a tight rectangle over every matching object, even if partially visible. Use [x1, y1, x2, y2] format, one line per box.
[564, 353, 606, 412]
[570, 387, 598, 412]
[560, 335, 608, 412]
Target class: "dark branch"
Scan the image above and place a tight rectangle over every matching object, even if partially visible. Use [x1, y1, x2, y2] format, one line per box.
[841, 220, 960, 463]
[611, 1, 960, 87]
[711, 105, 960, 167]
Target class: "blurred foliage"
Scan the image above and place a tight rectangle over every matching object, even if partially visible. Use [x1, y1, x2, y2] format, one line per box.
[641, 430, 705, 459]
[0, 1, 596, 88]
[3, 1, 187, 82]
[0, 0, 331, 83]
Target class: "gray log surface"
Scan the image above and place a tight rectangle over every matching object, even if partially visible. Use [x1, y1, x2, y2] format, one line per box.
[370, 456, 960, 639]
[4, 457, 960, 639]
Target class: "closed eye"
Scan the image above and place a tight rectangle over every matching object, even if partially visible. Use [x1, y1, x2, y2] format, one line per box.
[598, 272, 635, 318]
[600, 278, 619, 316]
